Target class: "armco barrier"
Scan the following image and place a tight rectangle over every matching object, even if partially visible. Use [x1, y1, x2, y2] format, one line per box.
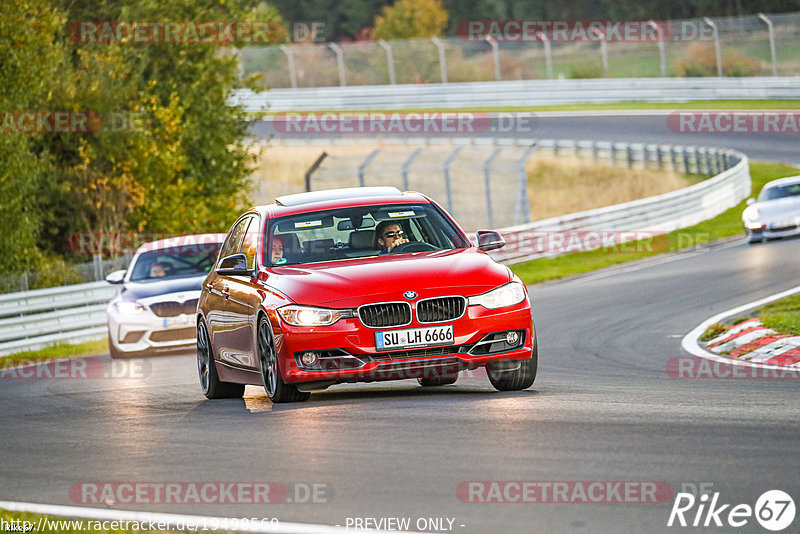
[0, 281, 119, 356]
[0, 139, 749, 357]
[489, 140, 749, 264]
[231, 77, 800, 112]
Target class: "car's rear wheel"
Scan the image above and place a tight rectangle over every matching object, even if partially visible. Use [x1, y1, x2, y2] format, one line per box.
[197, 320, 244, 399]
[257, 315, 309, 403]
[487, 336, 538, 391]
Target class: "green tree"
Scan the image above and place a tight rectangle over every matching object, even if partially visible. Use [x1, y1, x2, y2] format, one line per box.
[0, 0, 65, 272]
[374, 0, 448, 40]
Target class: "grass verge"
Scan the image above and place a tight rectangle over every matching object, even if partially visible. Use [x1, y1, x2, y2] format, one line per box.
[756, 294, 800, 335]
[0, 338, 108, 367]
[510, 160, 800, 285]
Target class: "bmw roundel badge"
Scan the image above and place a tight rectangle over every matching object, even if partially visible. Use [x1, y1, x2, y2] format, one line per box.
[403, 291, 417, 300]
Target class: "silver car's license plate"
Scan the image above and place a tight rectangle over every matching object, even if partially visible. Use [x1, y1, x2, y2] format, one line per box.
[375, 325, 454, 351]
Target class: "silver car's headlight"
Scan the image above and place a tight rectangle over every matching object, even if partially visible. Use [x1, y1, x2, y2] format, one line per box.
[278, 305, 353, 326]
[468, 282, 527, 309]
[114, 301, 146, 314]
[743, 205, 760, 221]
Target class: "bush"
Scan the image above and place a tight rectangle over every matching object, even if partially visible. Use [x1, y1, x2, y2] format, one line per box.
[569, 61, 605, 79]
[673, 43, 761, 77]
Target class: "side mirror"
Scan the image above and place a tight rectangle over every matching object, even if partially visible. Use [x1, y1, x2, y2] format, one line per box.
[746, 198, 756, 206]
[216, 254, 253, 276]
[476, 230, 505, 252]
[105, 270, 126, 284]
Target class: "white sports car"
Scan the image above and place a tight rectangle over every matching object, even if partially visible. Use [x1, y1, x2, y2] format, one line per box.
[105, 234, 225, 358]
[742, 175, 800, 244]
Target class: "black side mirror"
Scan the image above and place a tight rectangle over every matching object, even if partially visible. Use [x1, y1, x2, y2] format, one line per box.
[216, 254, 252, 276]
[476, 230, 505, 252]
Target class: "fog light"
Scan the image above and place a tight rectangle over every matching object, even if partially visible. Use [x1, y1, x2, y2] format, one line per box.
[300, 352, 318, 367]
[505, 331, 519, 345]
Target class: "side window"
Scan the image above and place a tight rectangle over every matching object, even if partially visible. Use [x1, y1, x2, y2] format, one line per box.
[240, 216, 260, 270]
[218, 217, 250, 264]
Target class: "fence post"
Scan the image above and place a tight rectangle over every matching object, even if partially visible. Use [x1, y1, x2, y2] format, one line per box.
[536, 32, 554, 79]
[304, 152, 328, 192]
[279, 45, 298, 89]
[515, 143, 538, 225]
[483, 148, 502, 228]
[378, 40, 396, 84]
[703, 18, 723, 77]
[486, 36, 501, 81]
[358, 150, 381, 187]
[758, 13, 778, 76]
[92, 254, 103, 281]
[648, 21, 668, 77]
[328, 42, 347, 87]
[401, 148, 422, 190]
[431, 37, 448, 83]
[626, 144, 634, 169]
[592, 28, 609, 73]
[443, 146, 463, 212]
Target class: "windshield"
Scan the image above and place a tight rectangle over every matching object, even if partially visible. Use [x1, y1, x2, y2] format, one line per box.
[760, 182, 800, 201]
[129, 243, 221, 282]
[266, 203, 470, 266]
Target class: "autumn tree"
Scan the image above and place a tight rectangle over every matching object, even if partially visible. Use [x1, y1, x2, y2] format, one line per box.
[374, 0, 448, 40]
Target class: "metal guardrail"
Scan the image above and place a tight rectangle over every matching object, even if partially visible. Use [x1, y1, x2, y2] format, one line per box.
[0, 282, 118, 356]
[489, 140, 750, 264]
[231, 77, 800, 112]
[0, 138, 750, 357]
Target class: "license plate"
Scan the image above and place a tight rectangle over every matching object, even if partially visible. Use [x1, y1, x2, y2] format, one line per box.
[164, 315, 193, 328]
[375, 325, 454, 351]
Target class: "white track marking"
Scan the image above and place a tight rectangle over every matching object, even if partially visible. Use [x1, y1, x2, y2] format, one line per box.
[0, 501, 419, 534]
[681, 284, 800, 370]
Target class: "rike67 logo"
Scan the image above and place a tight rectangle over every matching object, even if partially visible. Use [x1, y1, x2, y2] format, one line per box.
[668, 490, 795, 531]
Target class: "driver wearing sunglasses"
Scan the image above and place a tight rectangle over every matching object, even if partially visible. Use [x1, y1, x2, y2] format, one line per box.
[374, 221, 409, 254]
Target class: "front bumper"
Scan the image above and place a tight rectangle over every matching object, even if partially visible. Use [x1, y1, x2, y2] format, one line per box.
[276, 301, 534, 384]
[108, 310, 197, 356]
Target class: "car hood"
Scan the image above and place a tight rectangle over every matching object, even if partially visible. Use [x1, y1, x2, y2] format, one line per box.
[120, 275, 206, 302]
[265, 248, 512, 306]
[755, 196, 800, 219]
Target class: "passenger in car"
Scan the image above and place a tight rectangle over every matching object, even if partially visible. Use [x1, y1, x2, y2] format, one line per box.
[374, 221, 409, 254]
[149, 262, 168, 278]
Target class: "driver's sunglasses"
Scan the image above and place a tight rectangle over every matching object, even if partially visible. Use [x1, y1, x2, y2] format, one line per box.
[382, 230, 405, 239]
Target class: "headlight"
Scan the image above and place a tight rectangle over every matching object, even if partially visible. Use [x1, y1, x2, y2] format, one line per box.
[743, 205, 760, 221]
[114, 301, 145, 314]
[468, 282, 527, 309]
[278, 305, 353, 326]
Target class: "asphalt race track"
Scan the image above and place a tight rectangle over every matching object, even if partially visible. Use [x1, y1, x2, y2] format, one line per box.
[1, 115, 799, 533]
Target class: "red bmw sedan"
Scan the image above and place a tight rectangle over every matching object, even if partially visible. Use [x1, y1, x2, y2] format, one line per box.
[197, 187, 537, 402]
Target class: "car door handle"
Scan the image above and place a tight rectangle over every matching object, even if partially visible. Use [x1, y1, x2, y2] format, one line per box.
[221, 287, 230, 298]
[206, 282, 213, 290]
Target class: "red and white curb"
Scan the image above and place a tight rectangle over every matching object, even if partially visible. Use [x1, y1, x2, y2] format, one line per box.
[682, 284, 800, 371]
[705, 318, 800, 366]
[0, 501, 419, 534]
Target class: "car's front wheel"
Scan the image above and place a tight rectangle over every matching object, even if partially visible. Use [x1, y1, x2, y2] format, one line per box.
[197, 320, 244, 399]
[487, 336, 538, 391]
[257, 315, 309, 403]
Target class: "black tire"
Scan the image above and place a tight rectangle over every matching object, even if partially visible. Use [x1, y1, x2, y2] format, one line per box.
[418, 377, 458, 387]
[197, 320, 245, 399]
[487, 336, 538, 391]
[257, 315, 309, 403]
